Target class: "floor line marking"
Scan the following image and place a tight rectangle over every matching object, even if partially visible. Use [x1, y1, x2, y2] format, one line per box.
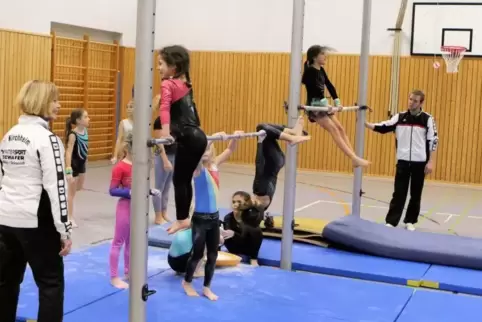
[294, 200, 321, 213]
[298, 199, 482, 220]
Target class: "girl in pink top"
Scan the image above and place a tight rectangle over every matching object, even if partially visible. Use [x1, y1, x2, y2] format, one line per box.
[108, 133, 160, 289]
[157, 45, 208, 235]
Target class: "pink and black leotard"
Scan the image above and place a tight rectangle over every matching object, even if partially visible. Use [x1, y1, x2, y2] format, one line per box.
[160, 78, 207, 221]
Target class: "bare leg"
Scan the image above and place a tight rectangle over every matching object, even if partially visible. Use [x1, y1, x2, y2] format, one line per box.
[76, 173, 86, 191]
[283, 115, 305, 136]
[279, 132, 310, 146]
[329, 114, 354, 150]
[68, 178, 78, 227]
[316, 117, 370, 168]
[278, 117, 310, 145]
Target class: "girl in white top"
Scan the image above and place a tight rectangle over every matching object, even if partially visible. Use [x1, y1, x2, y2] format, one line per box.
[112, 101, 134, 164]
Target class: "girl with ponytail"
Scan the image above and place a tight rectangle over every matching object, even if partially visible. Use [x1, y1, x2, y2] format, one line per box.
[64, 108, 90, 228]
[157, 45, 207, 235]
[301, 45, 370, 168]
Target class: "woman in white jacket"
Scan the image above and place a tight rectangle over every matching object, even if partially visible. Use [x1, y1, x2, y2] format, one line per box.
[0, 80, 72, 322]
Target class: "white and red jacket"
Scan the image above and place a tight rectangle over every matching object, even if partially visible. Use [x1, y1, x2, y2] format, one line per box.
[373, 110, 438, 163]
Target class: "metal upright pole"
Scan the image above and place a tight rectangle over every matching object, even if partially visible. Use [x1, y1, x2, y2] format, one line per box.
[129, 0, 156, 321]
[115, 71, 122, 135]
[352, 0, 372, 217]
[280, 0, 305, 271]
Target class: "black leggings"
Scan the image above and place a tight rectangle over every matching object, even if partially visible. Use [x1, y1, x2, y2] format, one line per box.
[184, 213, 220, 287]
[224, 226, 263, 259]
[252, 124, 286, 202]
[0, 225, 64, 322]
[173, 126, 207, 220]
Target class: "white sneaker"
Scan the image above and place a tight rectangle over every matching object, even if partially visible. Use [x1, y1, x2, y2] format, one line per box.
[385, 223, 394, 227]
[405, 223, 415, 231]
[71, 220, 78, 228]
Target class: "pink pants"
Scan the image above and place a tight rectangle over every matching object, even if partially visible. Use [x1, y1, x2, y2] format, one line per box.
[109, 199, 130, 278]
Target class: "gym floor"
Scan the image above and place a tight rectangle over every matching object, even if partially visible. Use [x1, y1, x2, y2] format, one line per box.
[73, 161, 482, 249]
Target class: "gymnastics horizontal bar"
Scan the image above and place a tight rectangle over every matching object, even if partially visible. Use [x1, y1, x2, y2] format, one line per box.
[298, 105, 369, 112]
[147, 130, 267, 147]
[206, 130, 266, 142]
[146, 137, 175, 147]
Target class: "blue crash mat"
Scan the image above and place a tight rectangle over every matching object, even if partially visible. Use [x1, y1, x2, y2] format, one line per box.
[421, 264, 482, 296]
[397, 289, 482, 322]
[16, 242, 169, 321]
[257, 238, 429, 286]
[323, 215, 482, 270]
[64, 266, 413, 322]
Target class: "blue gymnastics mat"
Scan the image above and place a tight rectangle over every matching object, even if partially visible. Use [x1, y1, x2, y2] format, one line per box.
[64, 266, 413, 322]
[397, 289, 482, 322]
[149, 221, 429, 286]
[421, 264, 482, 296]
[258, 238, 429, 286]
[16, 242, 170, 322]
[323, 215, 482, 270]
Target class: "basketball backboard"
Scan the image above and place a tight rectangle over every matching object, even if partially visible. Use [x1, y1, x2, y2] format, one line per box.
[410, 2, 482, 57]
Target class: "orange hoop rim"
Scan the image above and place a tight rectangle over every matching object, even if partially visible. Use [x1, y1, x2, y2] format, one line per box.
[441, 46, 466, 53]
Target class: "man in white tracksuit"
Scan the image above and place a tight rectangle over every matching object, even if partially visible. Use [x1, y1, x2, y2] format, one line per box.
[365, 89, 438, 231]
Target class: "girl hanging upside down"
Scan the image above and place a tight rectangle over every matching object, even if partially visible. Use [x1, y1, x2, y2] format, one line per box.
[251, 117, 310, 211]
[301, 45, 370, 168]
[108, 133, 161, 289]
[157, 45, 208, 235]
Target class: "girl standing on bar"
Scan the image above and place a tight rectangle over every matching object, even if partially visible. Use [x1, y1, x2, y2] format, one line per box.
[157, 45, 207, 235]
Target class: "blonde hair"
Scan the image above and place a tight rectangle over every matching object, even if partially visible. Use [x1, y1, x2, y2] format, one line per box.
[124, 132, 134, 155]
[126, 100, 134, 118]
[16, 80, 59, 117]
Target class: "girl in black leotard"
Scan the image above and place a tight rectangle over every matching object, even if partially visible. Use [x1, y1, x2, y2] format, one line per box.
[65, 108, 90, 228]
[302, 45, 369, 168]
[251, 117, 310, 210]
[157, 45, 208, 235]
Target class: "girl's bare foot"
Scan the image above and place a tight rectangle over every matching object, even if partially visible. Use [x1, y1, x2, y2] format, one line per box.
[250, 259, 259, 267]
[289, 135, 311, 146]
[203, 287, 219, 301]
[182, 280, 199, 297]
[167, 219, 191, 235]
[293, 116, 305, 136]
[111, 277, 129, 289]
[352, 157, 370, 168]
[154, 211, 170, 225]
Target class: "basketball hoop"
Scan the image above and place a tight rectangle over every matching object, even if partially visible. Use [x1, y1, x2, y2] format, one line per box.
[440, 46, 466, 73]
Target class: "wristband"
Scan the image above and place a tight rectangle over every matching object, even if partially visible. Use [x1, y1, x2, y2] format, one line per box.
[65, 167, 73, 175]
[334, 98, 341, 107]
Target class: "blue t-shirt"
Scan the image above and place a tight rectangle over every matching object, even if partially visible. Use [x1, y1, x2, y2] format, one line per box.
[168, 228, 193, 257]
[193, 166, 219, 213]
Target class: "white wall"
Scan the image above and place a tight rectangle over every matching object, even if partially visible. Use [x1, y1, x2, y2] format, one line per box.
[0, 0, 479, 55]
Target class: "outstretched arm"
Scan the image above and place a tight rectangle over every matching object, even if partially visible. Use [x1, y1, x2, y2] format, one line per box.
[365, 114, 400, 134]
[214, 131, 243, 166]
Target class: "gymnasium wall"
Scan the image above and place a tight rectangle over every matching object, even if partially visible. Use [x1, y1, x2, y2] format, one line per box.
[1, 1, 482, 183]
[0, 0, 472, 54]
